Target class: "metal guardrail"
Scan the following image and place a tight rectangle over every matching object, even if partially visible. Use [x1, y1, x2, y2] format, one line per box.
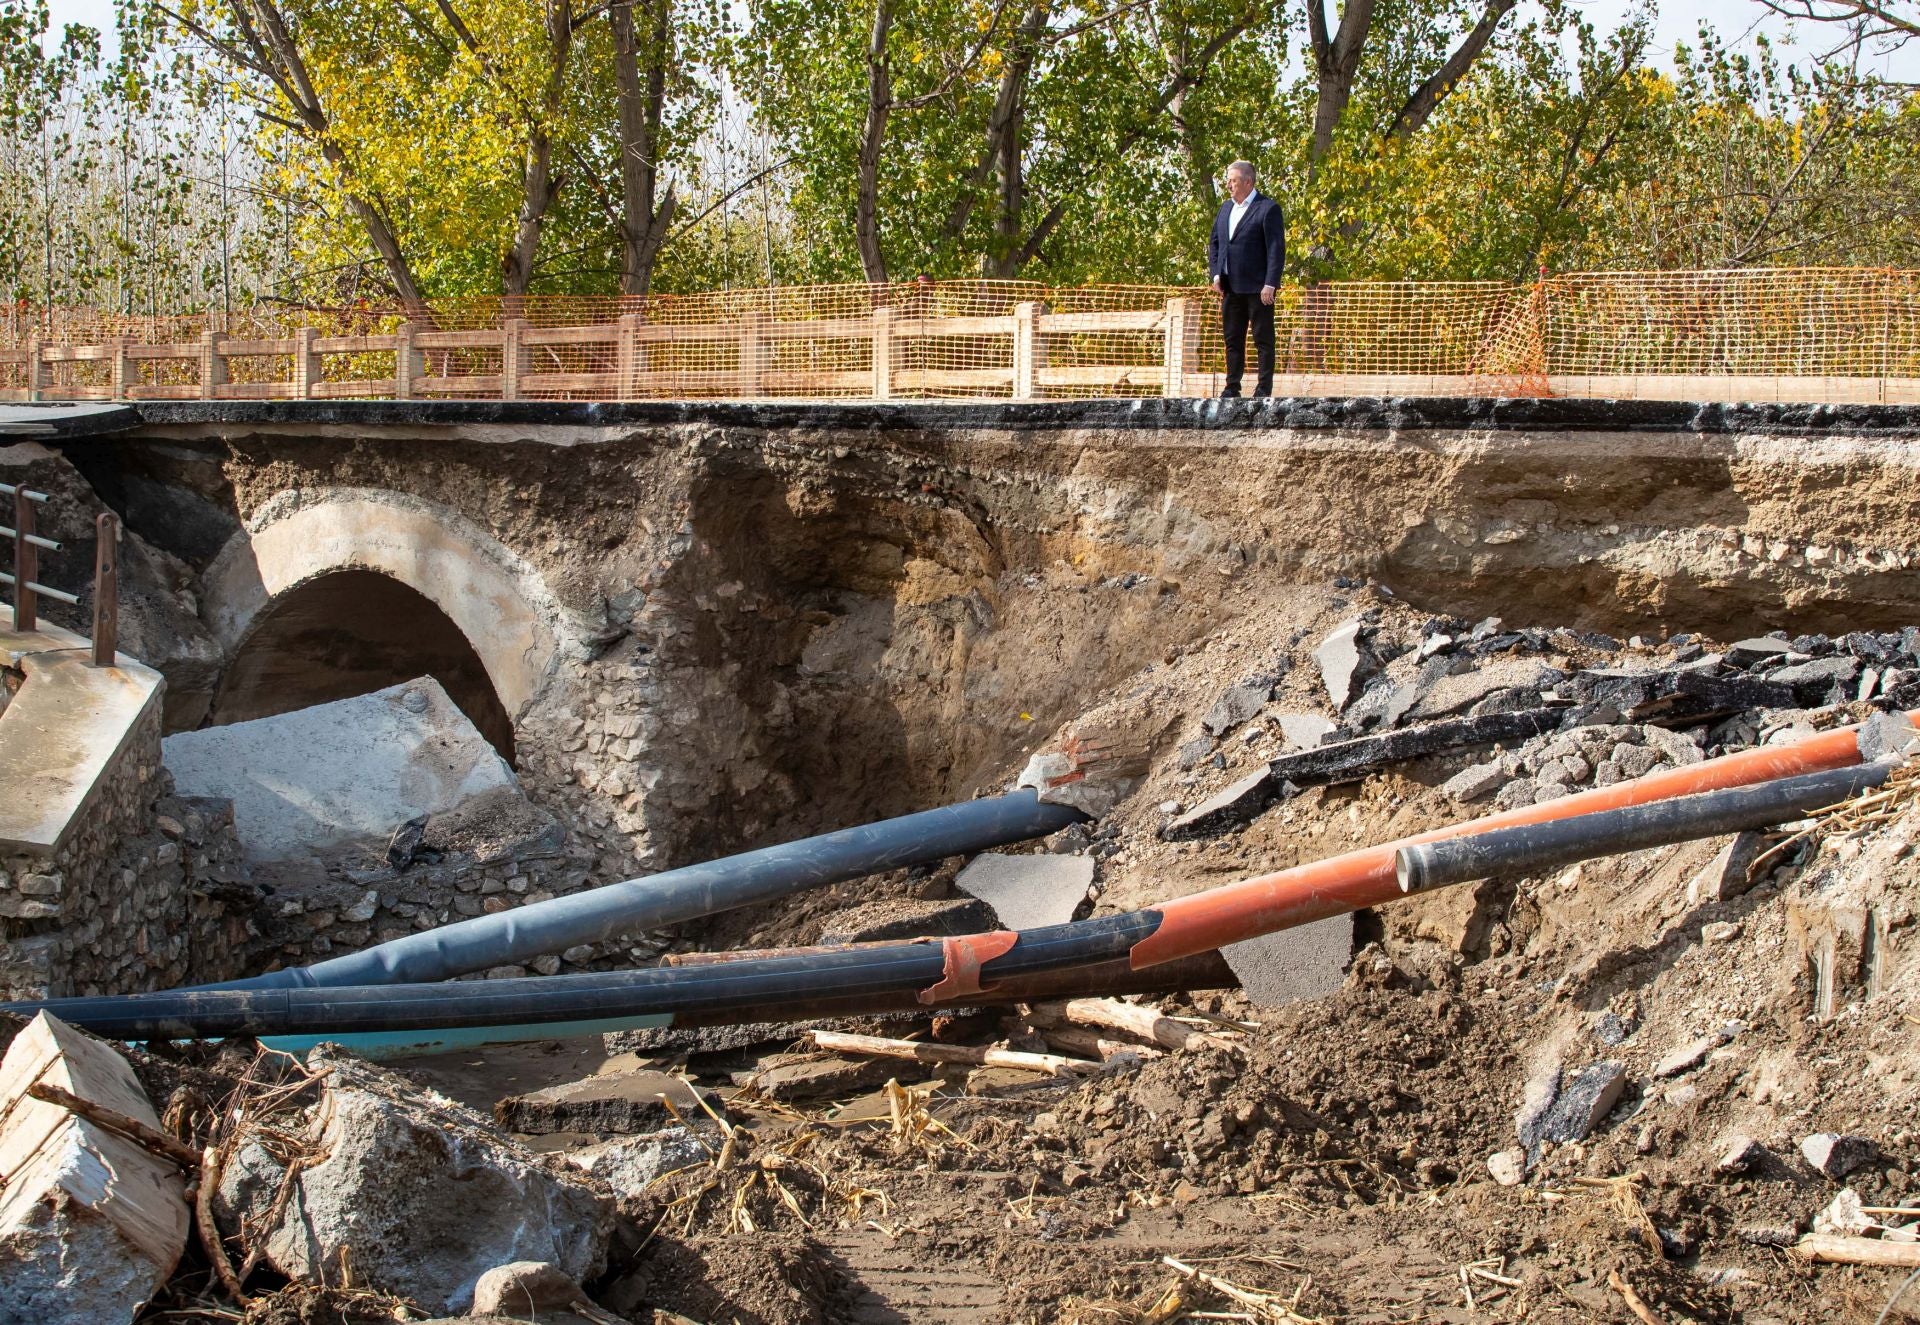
[0, 482, 119, 666]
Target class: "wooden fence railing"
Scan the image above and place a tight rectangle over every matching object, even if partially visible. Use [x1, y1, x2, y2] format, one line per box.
[0, 299, 1219, 403]
[1, 483, 119, 666]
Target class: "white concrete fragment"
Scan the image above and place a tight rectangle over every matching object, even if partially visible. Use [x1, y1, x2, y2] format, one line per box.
[1314, 619, 1366, 710]
[163, 677, 515, 861]
[1222, 914, 1352, 1008]
[1274, 712, 1337, 749]
[1487, 1148, 1527, 1186]
[0, 1013, 189, 1325]
[564, 1129, 711, 1200]
[956, 852, 1094, 930]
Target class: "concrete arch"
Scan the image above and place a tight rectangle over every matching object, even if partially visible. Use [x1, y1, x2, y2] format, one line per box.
[203, 488, 576, 721]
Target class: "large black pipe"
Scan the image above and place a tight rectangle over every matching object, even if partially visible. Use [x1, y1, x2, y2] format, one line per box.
[11, 911, 1160, 1041]
[216, 789, 1084, 990]
[1394, 762, 1892, 894]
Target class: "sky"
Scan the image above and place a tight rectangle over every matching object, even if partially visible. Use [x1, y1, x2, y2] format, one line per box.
[40, 0, 1920, 81]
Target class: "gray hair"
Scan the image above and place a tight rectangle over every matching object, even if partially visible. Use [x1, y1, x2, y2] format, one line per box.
[1226, 160, 1256, 182]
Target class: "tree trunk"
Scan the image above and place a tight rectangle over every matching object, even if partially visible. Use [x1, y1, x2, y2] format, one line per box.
[1307, 0, 1374, 168]
[500, 0, 574, 300]
[856, 0, 894, 283]
[611, 0, 676, 296]
[944, 2, 1047, 246]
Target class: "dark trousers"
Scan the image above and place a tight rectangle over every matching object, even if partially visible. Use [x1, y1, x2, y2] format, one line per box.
[1220, 291, 1275, 396]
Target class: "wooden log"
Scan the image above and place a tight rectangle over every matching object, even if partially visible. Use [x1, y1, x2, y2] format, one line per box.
[27, 1082, 198, 1169]
[1036, 1025, 1166, 1062]
[1791, 1233, 1920, 1267]
[1027, 998, 1237, 1053]
[811, 1030, 1097, 1076]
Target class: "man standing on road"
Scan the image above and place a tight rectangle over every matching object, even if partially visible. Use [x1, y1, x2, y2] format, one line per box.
[1206, 160, 1286, 398]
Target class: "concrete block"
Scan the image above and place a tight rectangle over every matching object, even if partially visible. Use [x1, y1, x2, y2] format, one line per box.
[955, 852, 1093, 930]
[0, 1013, 189, 1325]
[1222, 913, 1352, 1008]
[163, 677, 516, 861]
[1314, 619, 1367, 711]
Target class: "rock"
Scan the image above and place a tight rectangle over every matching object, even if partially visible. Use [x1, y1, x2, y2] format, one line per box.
[1716, 1134, 1766, 1175]
[1487, 1148, 1527, 1186]
[955, 852, 1093, 929]
[495, 1070, 712, 1136]
[1260, 715, 1329, 756]
[1592, 1010, 1637, 1047]
[0, 1013, 189, 1325]
[1801, 1132, 1877, 1180]
[1701, 920, 1741, 943]
[1858, 709, 1918, 761]
[1736, 1223, 1799, 1247]
[216, 1051, 612, 1315]
[470, 1262, 606, 1321]
[1684, 833, 1767, 905]
[1161, 769, 1282, 841]
[1654, 1022, 1744, 1078]
[1727, 637, 1792, 667]
[1176, 737, 1214, 769]
[1203, 675, 1276, 735]
[564, 1129, 712, 1200]
[1441, 760, 1508, 802]
[1314, 619, 1369, 710]
[1520, 1060, 1627, 1155]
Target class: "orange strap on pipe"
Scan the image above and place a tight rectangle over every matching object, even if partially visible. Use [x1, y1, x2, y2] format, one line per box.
[1127, 721, 1872, 969]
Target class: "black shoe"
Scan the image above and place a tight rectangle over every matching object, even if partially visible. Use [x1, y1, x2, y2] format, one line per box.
[1218, 389, 1242, 399]
[1252, 388, 1272, 399]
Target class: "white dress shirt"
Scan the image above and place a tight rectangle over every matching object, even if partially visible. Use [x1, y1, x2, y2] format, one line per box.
[1227, 193, 1255, 239]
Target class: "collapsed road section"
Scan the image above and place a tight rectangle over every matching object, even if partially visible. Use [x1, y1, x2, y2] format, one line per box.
[8, 399, 1920, 1322]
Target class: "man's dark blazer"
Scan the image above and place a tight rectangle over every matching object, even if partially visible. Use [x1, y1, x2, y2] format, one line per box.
[1207, 193, 1286, 294]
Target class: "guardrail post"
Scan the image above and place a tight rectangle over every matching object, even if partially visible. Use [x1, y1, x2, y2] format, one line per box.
[109, 337, 132, 400]
[501, 318, 526, 400]
[91, 512, 118, 667]
[395, 322, 421, 399]
[616, 313, 643, 399]
[1012, 302, 1038, 400]
[13, 489, 37, 632]
[24, 335, 45, 402]
[1163, 297, 1191, 397]
[200, 330, 227, 399]
[292, 326, 320, 399]
[739, 310, 765, 398]
[871, 306, 893, 401]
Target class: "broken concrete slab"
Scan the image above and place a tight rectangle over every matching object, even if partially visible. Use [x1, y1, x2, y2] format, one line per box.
[955, 852, 1093, 930]
[1222, 915, 1353, 1007]
[0, 1012, 189, 1325]
[1314, 619, 1368, 710]
[496, 1070, 713, 1136]
[1441, 760, 1508, 802]
[163, 676, 516, 862]
[217, 1050, 612, 1315]
[1275, 713, 1337, 749]
[1653, 1022, 1744, 1078]
[1726, 637, 1792, 667]
[743, 1053, 908, 1102]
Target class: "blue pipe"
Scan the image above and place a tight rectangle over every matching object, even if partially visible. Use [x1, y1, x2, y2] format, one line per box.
[217, 789, 1084, 990]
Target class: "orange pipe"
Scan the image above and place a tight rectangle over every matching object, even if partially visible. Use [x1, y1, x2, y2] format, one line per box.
[1128, 720, 1872, 968]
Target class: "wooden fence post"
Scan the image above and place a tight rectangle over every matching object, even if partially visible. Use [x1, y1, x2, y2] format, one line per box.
[200, 330, 227, 400]
[24, 335, 45, 402]
[739, 310, 765, 398]
[616, 313, 643, 399]
[1012, 302, 1038, 400]
[91, 511, 118, 667]
[395, 322, 421, 399]
[502, 318, 527, 400]
[871, 306, 893, 401]
[1163, 297, 1191, 398]
[292, 326, 320, 399]
[13, 489, 37, 632]
[109, 337, 131, 400]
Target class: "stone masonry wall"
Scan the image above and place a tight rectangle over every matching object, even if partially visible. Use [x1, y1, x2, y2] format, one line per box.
[0, 704, 259, 999]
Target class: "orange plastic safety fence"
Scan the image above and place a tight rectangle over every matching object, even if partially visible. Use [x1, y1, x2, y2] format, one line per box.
[6, 269, 1920, 404]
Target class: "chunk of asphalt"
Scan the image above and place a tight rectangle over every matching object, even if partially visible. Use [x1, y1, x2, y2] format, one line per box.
[494, 1069, 712, 1136]
[955, 852, 1094, 930]
[1770, 656, 1861, 695]
[1519, 1060, 1627, 1157]
[1315, 619, 1367, 710]
[1410, 659, 1560, 721]
[1801, 1132, 1877, 1180]
[1266, 707, 1560, 788]
[1221, 914, 1353, 1008]
[1726, 637, 1793, 667]
[1161, 768, 1285, 841]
